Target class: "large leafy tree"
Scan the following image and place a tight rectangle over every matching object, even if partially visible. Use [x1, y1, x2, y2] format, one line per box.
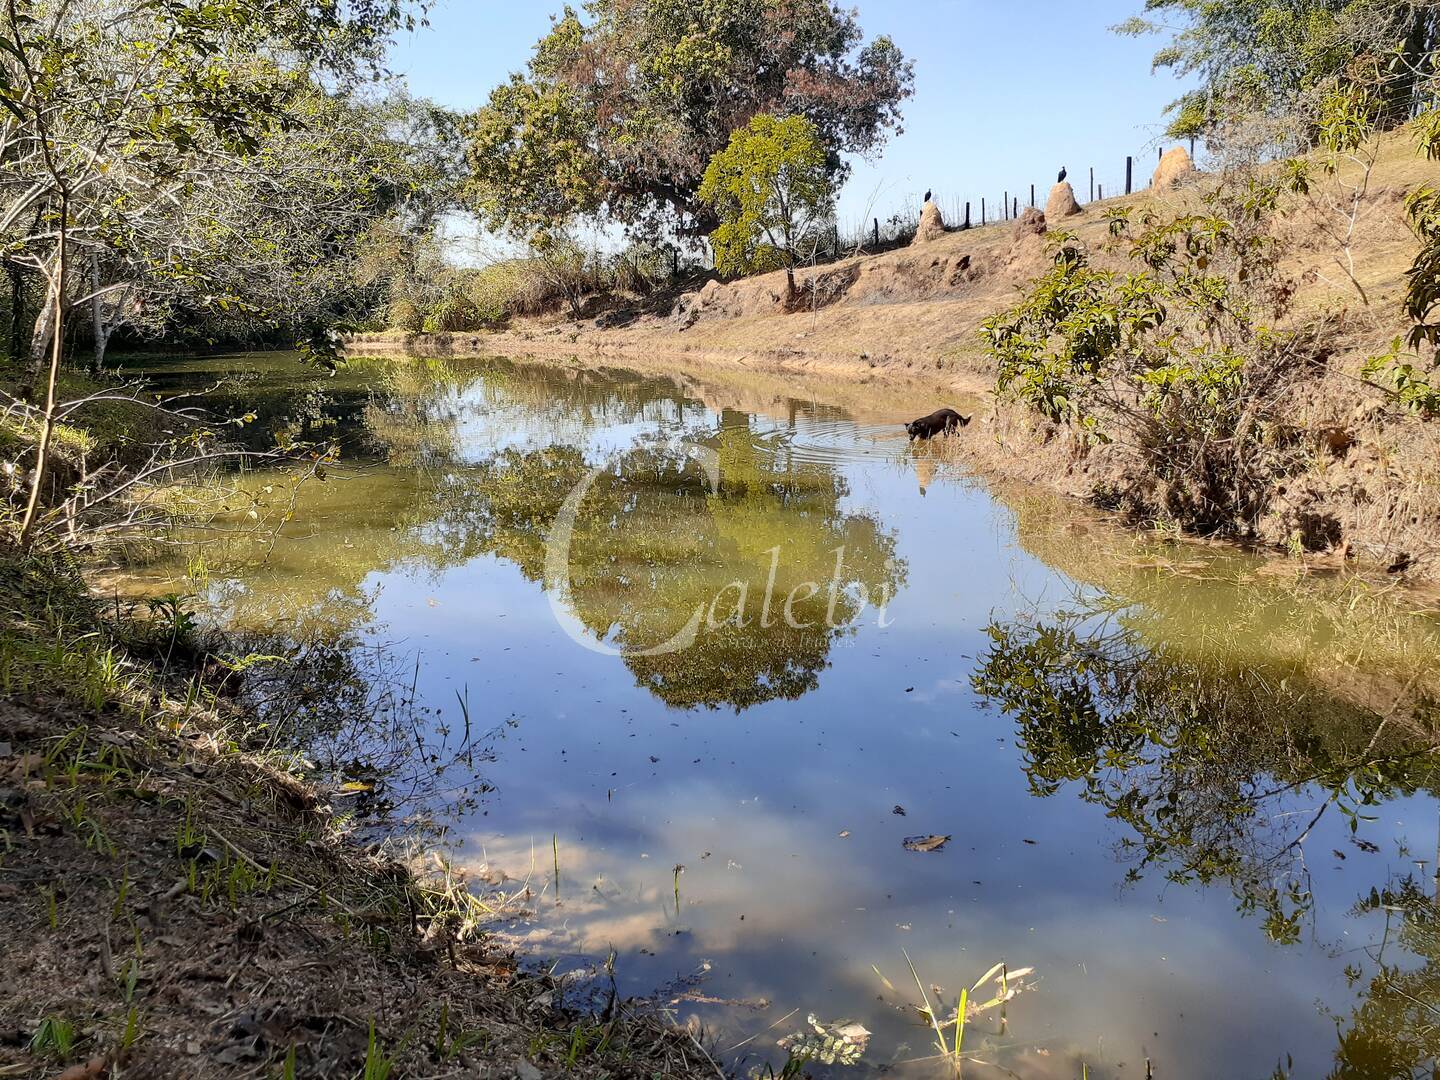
[698, 113, 834, 302]
[113, 90, 466, 357]
[1118, 0, 1439, 137]
[0, 0, 428, 547]
[464, 0, 912, 239]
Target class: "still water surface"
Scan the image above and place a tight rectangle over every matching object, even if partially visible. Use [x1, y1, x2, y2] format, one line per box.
[126, 351, 1440, 1079]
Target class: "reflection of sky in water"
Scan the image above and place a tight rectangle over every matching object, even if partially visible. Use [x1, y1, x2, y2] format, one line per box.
[385, 456, 1426, 1079]
[137, 354, 1440, 1079]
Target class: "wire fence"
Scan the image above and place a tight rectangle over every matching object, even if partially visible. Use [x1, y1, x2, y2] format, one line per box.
[679, 140, 1203, 275]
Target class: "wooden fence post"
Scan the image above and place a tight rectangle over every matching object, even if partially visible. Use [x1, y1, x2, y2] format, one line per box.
[1089, 167, 1094, 202]
[1003, 191, 1008, 220]
[1126, 156, 1133, 196]
[964, 202, 971, 229]
[1030, 183, 1035, 208]
[1012, 196, 1018, 219]
[981, 197, 986, 224]
[873, 218, 880, 249]
[1098, 184, 1103, 200]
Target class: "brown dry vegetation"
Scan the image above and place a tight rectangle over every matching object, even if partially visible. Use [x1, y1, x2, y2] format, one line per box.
[348, 134, 1440, 580]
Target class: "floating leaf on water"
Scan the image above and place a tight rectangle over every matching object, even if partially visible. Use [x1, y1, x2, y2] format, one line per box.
[902, 834, 950, 852]
[339, 781, 375, 793]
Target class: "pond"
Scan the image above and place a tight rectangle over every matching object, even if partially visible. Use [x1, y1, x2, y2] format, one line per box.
[122, 350, 1440, 1080]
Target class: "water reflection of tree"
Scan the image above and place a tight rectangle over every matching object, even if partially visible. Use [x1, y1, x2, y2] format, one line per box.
[1321, 875, 1440, 1079]
[224, 630, 494, 844]
[426, 412, 906, 709]
[972, 609, 1440, 943]
[973, 610, 1440, 1075]
[197, 407, 904, 710]
[364, 355, 717, 467]
[1000, 489, 1440, 714]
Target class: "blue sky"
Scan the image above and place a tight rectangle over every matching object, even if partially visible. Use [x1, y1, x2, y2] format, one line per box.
[389, 0, 1195, 239]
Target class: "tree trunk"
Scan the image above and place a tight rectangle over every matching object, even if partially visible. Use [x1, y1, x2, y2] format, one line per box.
[7, 262, 23, 362]
[28, 268, 57, 378]
[19, 197, 67, 550]
[90, 256, 110, 371]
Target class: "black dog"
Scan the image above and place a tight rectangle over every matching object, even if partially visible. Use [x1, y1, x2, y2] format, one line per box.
[906, 408, 971, 441]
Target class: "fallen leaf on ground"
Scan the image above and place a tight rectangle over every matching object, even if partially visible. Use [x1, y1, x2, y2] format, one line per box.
[52, 1057, 109, 1080]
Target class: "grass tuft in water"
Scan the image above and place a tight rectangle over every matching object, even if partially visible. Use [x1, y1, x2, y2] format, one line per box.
[875, 954, 1038, 1074]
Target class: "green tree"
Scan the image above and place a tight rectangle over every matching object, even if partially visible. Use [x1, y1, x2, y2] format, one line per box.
[92, 90, 464, 362]
[1118, 0, 1438, 138]
[464, 0, 911, 239]
[698, 114, 834, 304]
[0, 0, 426, 547]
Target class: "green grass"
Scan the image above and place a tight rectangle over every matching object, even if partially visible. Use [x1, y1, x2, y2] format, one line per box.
[360, 1020, 397, 1080]
[30, 1016, 82, 1062]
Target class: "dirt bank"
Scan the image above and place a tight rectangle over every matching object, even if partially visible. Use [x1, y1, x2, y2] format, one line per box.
[348, 138, 1440, 582]
[0, 556, 716, 1080]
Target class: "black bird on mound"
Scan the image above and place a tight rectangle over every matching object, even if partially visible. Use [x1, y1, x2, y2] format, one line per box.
[923, 188, 932, 203]
[1057, 166, 1067, 184]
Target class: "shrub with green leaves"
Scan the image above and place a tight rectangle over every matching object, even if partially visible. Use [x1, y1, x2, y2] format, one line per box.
[1362, 339, 1440, 418]
[982, 191, 1320, 535]
[1404, 172, 1440, 362]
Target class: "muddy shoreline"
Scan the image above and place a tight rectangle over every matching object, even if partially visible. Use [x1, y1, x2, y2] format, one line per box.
[0, 555, 717, 1080]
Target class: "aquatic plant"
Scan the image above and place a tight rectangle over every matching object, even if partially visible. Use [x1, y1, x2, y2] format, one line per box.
[872, 953, 1037, 1073]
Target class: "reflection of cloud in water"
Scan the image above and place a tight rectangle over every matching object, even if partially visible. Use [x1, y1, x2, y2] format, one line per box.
[460, 789, 1327, 1078]
[454, 788, 858, 957]
[907, 674, 970, 706]
[134, 351, 1440, 1079]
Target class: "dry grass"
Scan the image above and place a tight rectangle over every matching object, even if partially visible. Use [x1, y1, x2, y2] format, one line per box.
[353, 132, 1435, 393]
